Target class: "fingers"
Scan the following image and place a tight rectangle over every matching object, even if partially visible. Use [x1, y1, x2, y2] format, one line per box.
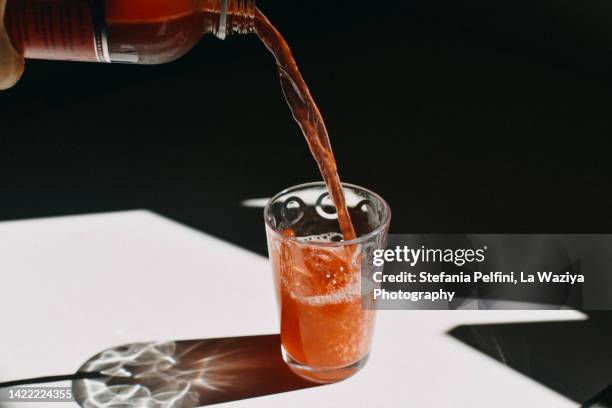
[0, 0, 25, 90]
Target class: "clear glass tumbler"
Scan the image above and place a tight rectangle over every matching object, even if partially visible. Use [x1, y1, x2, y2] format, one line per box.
[264, 182, 391, 383]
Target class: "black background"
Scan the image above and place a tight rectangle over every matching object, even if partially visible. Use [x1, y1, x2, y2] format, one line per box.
[1, 0, 611, 255]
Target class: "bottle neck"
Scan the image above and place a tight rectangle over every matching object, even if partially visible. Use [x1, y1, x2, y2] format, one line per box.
[215, 0, 256, 39]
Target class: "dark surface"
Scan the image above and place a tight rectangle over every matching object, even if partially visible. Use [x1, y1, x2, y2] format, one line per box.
[1, 0, 612, 255]
[449, 313, 612, 404]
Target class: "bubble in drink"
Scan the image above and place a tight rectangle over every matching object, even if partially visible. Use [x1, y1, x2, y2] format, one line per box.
[268, 231, 375, 381]
[298, 232, 345, 243]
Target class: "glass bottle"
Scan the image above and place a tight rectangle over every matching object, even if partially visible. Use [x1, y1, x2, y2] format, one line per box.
[4, 0, 256, 64]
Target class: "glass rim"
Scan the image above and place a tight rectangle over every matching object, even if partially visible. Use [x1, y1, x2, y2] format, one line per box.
[264, 181, 392, 248]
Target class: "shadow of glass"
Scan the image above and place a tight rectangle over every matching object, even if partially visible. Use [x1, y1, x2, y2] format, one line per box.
[71, 334, 318, 407]
[448, 312, 612, 406]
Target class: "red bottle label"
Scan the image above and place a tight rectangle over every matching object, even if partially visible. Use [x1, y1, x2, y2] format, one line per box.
[4, 0, 110, 62]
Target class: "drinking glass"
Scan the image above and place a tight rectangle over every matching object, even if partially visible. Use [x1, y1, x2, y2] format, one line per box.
[264, 182, 391, 383]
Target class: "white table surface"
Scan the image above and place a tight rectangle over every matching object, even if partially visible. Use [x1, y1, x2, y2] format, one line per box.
[0, 211, 583, 407]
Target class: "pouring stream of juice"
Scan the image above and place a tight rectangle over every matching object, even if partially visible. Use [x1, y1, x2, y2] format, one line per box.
[254, 9, 357, 241]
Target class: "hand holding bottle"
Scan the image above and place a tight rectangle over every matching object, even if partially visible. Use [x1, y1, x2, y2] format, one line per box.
[0, 0, 24, 89]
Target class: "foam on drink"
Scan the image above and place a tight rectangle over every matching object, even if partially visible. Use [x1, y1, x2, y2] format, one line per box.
[298, 232, 345, 243]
